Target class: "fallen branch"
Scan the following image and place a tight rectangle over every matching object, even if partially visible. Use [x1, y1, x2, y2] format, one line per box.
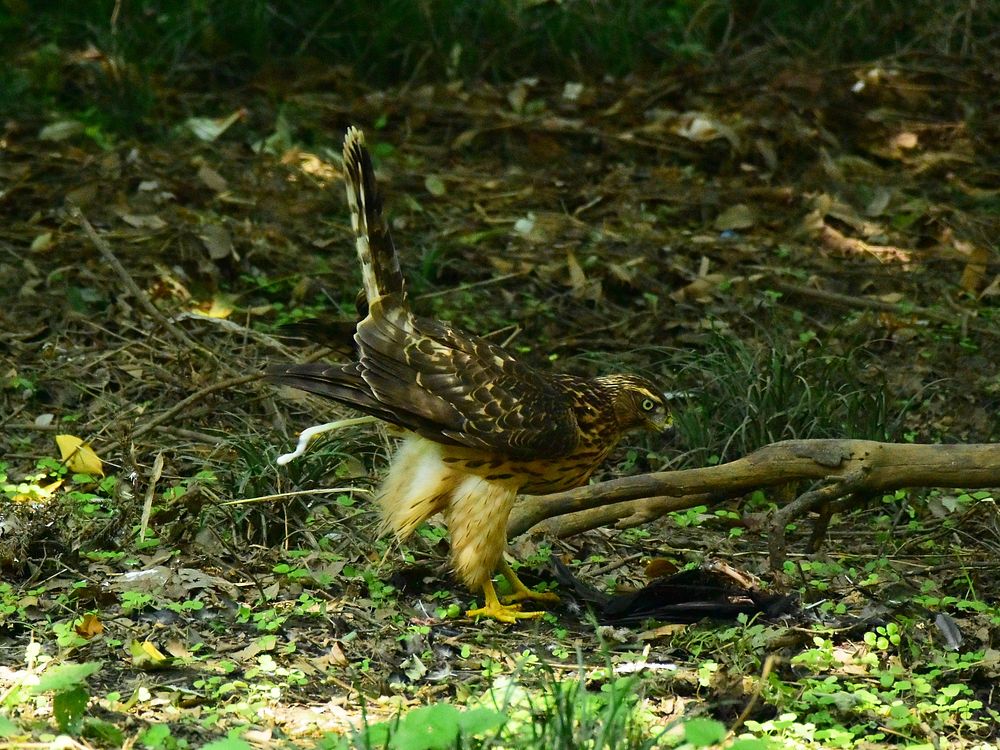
[527, 493, 717, 539]
[507, 440, 1000, 569]
[766, 278, 995, 338]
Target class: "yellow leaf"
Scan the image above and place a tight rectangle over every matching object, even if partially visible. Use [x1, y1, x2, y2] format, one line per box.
[141, 641, 166, 660]
[12, 478, 63, 503]
[130, 640, 172, 670]
[192, 295, 233, 319]
[55, 434, 105, 477]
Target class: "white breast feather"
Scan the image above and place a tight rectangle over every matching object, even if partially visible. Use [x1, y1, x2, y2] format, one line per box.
[376, 435, 455, 539]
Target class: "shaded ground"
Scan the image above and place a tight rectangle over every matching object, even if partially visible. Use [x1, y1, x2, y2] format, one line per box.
[2, 58, 1000, 746]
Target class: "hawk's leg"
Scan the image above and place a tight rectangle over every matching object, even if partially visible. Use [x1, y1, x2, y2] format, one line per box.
[499, 559, 559, 606]
[466, 579, 546, 622]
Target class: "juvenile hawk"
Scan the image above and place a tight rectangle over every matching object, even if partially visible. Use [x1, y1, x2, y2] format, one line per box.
[269, 127, 670, 621]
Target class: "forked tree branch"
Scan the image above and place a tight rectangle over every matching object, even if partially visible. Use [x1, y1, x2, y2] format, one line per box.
[507, 440, 1000, 569]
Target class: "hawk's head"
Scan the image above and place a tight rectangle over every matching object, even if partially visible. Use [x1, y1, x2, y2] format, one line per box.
[598, 374, 672, 435]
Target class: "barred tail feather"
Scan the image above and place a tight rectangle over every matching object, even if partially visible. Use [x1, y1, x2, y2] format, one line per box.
[342, 126, 406, 306]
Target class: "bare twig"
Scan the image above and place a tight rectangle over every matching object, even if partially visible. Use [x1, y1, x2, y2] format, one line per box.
[766, 277, 998, 338]
[153, 426, 226, 444]
[531, 493, 717, 538]
[73, 207, 244, 375]
[5, 422, 61, 431]
[414, 271, 529, 301]
[133, 374, 260, 437]
[74, 208, 203, 352]
[139, 452, 164, 541]
[222, 487, 373, 506]
[764, 467, 869, 571]
[171, 312, 293, 354]
[728, 653, 777, 738]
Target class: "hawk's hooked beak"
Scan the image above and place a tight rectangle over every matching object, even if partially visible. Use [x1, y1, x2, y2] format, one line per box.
[648, 415, 675, 436]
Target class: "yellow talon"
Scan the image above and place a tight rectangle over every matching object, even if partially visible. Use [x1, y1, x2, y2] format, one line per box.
[467, 579, 545, 622]
[499, 559, 560, 606]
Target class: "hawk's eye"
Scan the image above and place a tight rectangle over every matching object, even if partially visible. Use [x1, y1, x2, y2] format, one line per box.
[641, 398, 656, 411]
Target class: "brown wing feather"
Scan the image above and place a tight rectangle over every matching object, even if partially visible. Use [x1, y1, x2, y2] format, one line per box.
[354, 299, 581, 458]
[266, 361, 471, 441]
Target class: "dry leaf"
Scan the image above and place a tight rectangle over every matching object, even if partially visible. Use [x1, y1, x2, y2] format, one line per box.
[513, 214, 537, 238]
[817, 222, 912, 264]
[864, 187, 893, 217]
[424, 175, 446, 196]
[980, 275, 1000, 298]
[508, 79, 534, 113]
[55, 434, 105, 477]
[714, 204, 755, 231]
[981, 648, 1000, 676]
[891, 131, 918, 150]
[755, 138, 778, 172]
[199, 224, 234, 260]
[31, 233, 54, 252]
[671, 274, 728, 303]
[165, 639, 193, 659]
[876, 292, 905, 304]
[65, 183, 98, 208]
[185, 109, 246, 142]
[645, 558, 680, 579]
[956, 240, 990, 294]
[316, 642, 349, 669]
[638, 623, 687, 640]
[193, 296, 234, 319]
[75, 614, 104, 639]
[562, 82, 584, 101]
[565, 250, 587, 292]
[39, 121, 85, 142]
[673, 112, 740, 149]
[198, 164, 228, 193]
[452, 128, 480, 149]
[120, 213, 167, 230]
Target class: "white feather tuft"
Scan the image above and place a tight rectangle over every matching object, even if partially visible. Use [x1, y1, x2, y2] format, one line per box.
[376, 435, 455, 539]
